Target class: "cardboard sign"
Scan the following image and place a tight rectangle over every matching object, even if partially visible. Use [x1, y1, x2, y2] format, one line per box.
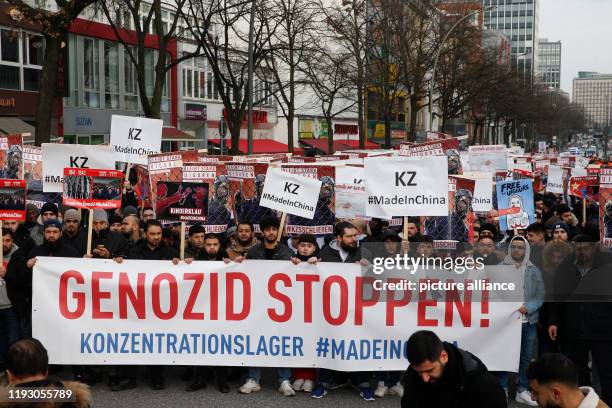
[0, 135, 23, 180]
[23, 145, 42, 189]
[184, 163, 233, 233]
[155, 181, 209, 222]
[42, 144, 116, 193]
[399, 138, 459, 157]
[148, 151, 198, 213]
[546, 165, 564, 194]
[463, 171, 493, 212]
[496, 180, 535, 231]
[335, 166, 367, 219]
[600, 167, 612, 248]
[469, 145, 507, 173]
[569, 176, 598, 198]
[365, 156, 448, 217]
[260, 167, 322, 219]
[63, 168, 123, 209]
[110, 115, 163, 165]
[0, 179, 25, 221]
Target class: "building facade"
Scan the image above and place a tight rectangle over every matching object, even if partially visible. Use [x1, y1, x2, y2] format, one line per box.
[572, 72, 612, 128]
[482, 0, 539, 81]
[537, 38, 561, 90]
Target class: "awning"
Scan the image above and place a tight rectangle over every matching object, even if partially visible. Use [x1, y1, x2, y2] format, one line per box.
[162, 126, 195, 141]
[299, 139, 353, 154]
[208, 139, 302, 154]
[0, 117, 35, 143]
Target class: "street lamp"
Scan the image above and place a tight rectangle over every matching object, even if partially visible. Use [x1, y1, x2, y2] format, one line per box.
[428, 6, 496, 131]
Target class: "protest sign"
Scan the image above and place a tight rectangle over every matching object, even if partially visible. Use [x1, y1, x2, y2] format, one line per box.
[462, 172, 493, 212]
[42, 144, 116, 193]
[0, 179, 26, 221]
[335, 166, 367, 219]
[183, 163, 233, 232]
[575, 156, 590, 169]
[23, 145, 42, 189]
[33, 258, 522, 371]
[63, 168, 123, 209]
[0, 135, 23, 180]
[546, 165, 564, 194]
[260, 167, 322, 219]
[538, 141, 547, 153]
[365, 156, 448, 217]
[227, 162, 276, 233]
[155, 181, 209, 222]
[496, 180, 535, 231]
[280, 165, 336, 235]
[148, 151, 198, 213]
[600, 167, 612, 248]
[399, 138, 459, 157]
[569, 176, 598, 198]
[424, 176, 475, 242]
[571, 167, 588, 177]
[110, 115, 163, 165]
[468, 145, 507, 173]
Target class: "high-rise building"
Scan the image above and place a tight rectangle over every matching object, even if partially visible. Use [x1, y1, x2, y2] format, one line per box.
[573, 72, 612, 128]
[537, 39, 561, 90]
[482, 0, 540, 81]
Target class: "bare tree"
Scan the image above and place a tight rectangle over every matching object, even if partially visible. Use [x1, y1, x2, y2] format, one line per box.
[261, 0, 316, 152]
[182, 0, 276, 154]
[99, 0, 201, 119]
[5, 0, 98, 144]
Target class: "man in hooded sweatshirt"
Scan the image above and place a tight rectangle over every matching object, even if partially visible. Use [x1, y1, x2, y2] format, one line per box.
[497, 235, 545, 406]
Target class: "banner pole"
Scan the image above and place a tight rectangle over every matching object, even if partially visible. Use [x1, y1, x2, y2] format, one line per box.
[86, 209, 94, 255]
[276, 212, 287, 244]
[122, 163, 132, 195]
[582, 197, 587, 227]
[402, 216, 409, 242]
[180, 222, 186, 260]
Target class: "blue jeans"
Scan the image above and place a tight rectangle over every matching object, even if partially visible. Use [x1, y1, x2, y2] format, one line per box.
[497, 322, 537, 392]
[0, 307, 21, 367]
[247, 367, 291, 383]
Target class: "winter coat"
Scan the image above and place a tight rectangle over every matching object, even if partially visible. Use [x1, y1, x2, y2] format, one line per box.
[61, 229, 88, 257]
[319, 239, 362, 263]
[127, 241, 179, 261]
[0, 379, 92, 408]
[91, 229, 129, 258]
[4, 248, 30, 319]
[401, 342, 507, 408]
[27, 241, 81, 260]
[226, 239, 258, 260]
[246, 243, 293, 260]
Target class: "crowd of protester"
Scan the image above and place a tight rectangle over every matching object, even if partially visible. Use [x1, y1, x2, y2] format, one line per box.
[0, 186, 610, 408]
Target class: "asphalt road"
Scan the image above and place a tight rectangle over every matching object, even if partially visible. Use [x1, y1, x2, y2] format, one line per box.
[66, 367, 530, 407]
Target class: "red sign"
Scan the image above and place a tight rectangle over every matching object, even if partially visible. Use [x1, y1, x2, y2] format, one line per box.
[334, 124, 358, 135]
[63, 168, 123, 209]
[0, 179, 26, 221]
[569, 176, 598, 198]
[222, 109, 268, 125]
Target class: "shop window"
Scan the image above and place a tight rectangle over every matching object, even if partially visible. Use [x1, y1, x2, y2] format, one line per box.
[1, 30, 19, 63]
[0, 65, 19, 90]
[23, 68, 41, 91]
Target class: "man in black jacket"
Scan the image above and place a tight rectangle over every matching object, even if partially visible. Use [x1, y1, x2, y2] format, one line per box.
[87, 210, 128, 260]
[3, 220, 35, 257]
[111, 220, 179, 392]
[4, 230, 29, 338]
[26, 220, 80, 269]
[401, 330, 507, 408]
[61, 209, 87, 256]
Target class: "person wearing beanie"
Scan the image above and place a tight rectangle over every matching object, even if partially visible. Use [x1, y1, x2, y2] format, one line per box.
[555, 203, 582, 238]
[86, 210, 128, 261]
[549, 221, 570, 242]
[27, 219, 79, 270]
[108, 214, 123, 233]
[29, 203, 59, 247]
[61, 209, 87, 256]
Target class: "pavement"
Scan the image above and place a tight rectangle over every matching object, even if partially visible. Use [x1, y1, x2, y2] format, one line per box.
[67, 367, 530, 407]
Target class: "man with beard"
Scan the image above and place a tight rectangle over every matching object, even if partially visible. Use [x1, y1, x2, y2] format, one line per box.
[121, 214, 142, 252]
[528, 353, 609, 408]
[1, 145, 22, 179]
[2, 219, 35, 257]
[226, 222, 257, 261]
[234, 174, 276, 229]
[187, 233, 230, 393]
[401, 331, 507, 408]
[425, 188, 473, 242]
[206, 175, 233, 233]
[313, 221, 374, 401]
[86, 210, 128, 261]
[240, 216, 294, 396]
[61, 209, 87, 256]
[184, 223, 206, 259]
[29, 202, 59, 246]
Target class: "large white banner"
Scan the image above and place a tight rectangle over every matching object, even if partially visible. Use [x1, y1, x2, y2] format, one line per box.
[259, 167, 322, 218]
[110, 115, 163, 165]
[33, 258, 521, 371]
[335, 166, 367, 219]
[41, 144, 117, 193]
[469, 145, 508, 173]
[546, 165, 564, 194]
[365, 156, 448, 217]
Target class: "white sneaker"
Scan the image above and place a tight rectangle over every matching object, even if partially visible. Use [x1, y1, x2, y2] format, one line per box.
[389, 383, 404, 397]
[239, 378, 261, 394]
[279, 380, 296, 396]
[302, 379, 314, 393]
[374, 381, 388, 398]
[292, 378, 304, 391]
[515, 390, 538, 406]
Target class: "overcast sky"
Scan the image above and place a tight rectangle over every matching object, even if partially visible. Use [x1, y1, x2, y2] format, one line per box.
[539, 0, 612, 95]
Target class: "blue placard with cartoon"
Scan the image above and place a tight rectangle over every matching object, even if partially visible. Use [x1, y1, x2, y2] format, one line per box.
[495, 179, 535, 231]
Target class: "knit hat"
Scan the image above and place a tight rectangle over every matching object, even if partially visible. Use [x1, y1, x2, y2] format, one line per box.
[43, 219, 62, 231]
[109, 213, 123, 225]
[26, 203, 39, 213]
[63, 209, 81, 223]
[40, 202, 58, 216]
[92, 210, 108, 223]
[549, 221, 570, 235]
[123, 205, 138, 217]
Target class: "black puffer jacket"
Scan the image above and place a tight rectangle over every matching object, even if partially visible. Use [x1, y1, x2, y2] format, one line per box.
[401, 342, 507, 408]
